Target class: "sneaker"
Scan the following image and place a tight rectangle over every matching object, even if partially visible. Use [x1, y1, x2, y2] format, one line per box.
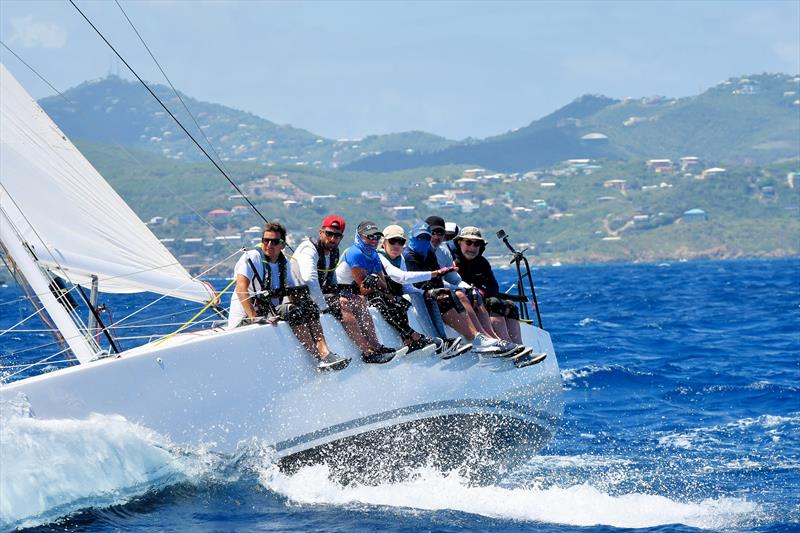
[513, 351, 548, 368]
[362, 346, 401, 364]
[436, 337, 458, 355]
[471, 333, 501, 354]
[407, 336, 436, 354]
[441, 342, 472, 360]
[317, 353, 351, 371]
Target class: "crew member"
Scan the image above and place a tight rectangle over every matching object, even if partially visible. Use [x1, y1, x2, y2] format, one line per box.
[334, 221, 405, 364]
[229, 221, 349, 371]
[290, 215, 385, 356]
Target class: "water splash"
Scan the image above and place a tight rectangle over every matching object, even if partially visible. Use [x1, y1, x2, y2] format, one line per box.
[0, 394, 220, 530]
[257, 463, 761, 529]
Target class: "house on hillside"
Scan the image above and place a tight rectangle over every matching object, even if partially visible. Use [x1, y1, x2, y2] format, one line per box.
[679, 156, 700, 172]
[462, 168, 485, 179]
[701, 167, 726, 179]
[682, 208, 707, 222]
[646, 159, 673, 173]
[207, 209, 230, 220]
[603, 179, 627, 191]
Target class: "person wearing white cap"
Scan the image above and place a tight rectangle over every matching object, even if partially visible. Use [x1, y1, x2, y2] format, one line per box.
[377, 225, 466, 357]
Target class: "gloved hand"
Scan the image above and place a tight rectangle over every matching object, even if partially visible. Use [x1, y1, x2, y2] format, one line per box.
[362, 273, 381, 290]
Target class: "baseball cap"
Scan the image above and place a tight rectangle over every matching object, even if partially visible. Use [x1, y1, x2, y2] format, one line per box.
[410, 222, 432, 238]
[321, 215, 346, 232]
[382, 225, 405, 240]
[357, 220, 381, 236]
[425, 215, 445, 231]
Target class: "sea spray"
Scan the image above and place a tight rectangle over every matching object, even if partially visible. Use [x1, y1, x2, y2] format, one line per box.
[259, 462, 761, 529]
[0, 394, 220, 530]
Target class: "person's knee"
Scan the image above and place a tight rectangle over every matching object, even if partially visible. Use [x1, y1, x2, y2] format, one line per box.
[456, 291, 469, 304]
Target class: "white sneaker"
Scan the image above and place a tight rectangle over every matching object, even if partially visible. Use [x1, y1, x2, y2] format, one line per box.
[471, 333, 501, 354]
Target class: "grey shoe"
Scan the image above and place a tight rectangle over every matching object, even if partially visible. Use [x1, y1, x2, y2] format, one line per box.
[317, 353, 351, 371]
[471, 333, 501, 354]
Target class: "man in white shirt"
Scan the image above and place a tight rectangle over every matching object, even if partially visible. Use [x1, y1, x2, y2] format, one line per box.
[290, 215, 385, 356]
[229, 221, 349, 371]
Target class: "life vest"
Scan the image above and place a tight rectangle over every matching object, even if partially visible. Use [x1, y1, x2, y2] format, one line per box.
[248, 249, 288, 295]
[310, 237, 339, 294]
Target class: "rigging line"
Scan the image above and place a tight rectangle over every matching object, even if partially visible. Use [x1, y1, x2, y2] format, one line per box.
[1, 26, 238, 274]
[109, 248, 241, 329]
[114, 0, 230, 176]
[0, 41, 77, 106]
[69, 0, 270, 226]
[2, 344, 73, 380]
[1, 358, 77, 370]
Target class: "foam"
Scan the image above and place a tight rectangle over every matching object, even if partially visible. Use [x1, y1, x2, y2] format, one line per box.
[258, 464, 760, 529]
[0, 394, 218, 530]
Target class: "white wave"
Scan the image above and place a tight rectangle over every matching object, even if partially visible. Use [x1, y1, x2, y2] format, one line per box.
[658, 412, 800, 450]
[0, 394, 219, 530]
[258, 464, 759, 529]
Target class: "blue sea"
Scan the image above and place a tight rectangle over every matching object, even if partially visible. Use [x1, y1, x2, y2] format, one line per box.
[1, 258, 798, 532]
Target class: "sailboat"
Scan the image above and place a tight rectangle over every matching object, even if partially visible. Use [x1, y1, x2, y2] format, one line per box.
[0, 63, 563, 479]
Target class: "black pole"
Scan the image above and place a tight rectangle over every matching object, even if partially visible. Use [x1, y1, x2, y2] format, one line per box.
[496, 230, 543, 329]
[76, 285, 120, 354]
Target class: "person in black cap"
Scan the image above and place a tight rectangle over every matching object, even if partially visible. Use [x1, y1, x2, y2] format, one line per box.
[335, 221, 406, 363]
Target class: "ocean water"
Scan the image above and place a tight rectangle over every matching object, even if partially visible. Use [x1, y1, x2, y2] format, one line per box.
[1, 258, 798, 532]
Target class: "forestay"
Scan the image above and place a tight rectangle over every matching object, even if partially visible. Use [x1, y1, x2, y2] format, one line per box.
[0, 64, 215, 303]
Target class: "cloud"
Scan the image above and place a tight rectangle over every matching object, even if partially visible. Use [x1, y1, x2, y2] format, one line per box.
[8, 15, 66, 49]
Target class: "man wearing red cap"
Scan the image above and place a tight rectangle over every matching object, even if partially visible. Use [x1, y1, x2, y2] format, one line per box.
[291, 215, 385, 356]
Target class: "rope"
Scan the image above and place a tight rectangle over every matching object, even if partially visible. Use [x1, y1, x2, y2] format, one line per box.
[154, 278, 236, 346]
[69, 0, 270, 226]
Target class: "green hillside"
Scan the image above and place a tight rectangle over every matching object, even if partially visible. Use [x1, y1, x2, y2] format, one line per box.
[77, 141, 799, 272]
[348, 74, 800, 172]
[40, 76, 456, 170]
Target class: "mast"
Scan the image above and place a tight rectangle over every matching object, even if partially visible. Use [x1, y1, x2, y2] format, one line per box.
[0, 206, 97, 364]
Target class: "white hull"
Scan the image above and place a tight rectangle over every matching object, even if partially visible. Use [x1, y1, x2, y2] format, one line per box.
[1, 311, 563, 477]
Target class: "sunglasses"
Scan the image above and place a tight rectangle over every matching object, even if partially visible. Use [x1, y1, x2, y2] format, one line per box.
[463, 239, 482, 247]
[323, 230, 344, 239]
[363, 233, 382, 240]
[387, 237, 406, 246]
[431, 229, 445, 236]
[416, 234, 432, 241]
[262, 237, 284, 246]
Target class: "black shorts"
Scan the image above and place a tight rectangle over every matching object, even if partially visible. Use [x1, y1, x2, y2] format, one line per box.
[435, 293, 457, 314]
[485, 297, 519, 319]
[273, 300, 319, 326]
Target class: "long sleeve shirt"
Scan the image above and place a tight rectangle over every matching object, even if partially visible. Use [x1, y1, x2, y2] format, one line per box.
[289, 239, 331, 309]
[378, 254, 430, 294]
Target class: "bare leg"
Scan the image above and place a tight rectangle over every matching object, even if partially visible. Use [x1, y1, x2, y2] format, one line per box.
[490, 315, 512, 342]
[456, 291, 495, 337]
[442, 308, 479, 340]
[348, 295, 382, 349]
[507, 318, 523, 345]
[338, 296, 373, 352]
[291, 322, 327, 358]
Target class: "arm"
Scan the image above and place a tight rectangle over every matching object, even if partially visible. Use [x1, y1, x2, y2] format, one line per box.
[234, 274, 257, 319]
[379, 255, 433, 284]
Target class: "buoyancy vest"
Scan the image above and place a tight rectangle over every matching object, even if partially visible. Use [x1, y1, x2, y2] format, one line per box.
[310, 238, 339, 294]
[248, 249, 288, 295]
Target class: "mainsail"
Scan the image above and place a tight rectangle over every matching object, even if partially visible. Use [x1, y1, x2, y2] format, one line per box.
[0, 64, 215, 303]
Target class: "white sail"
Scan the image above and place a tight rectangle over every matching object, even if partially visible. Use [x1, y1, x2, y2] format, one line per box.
[0, 64, 215, 303]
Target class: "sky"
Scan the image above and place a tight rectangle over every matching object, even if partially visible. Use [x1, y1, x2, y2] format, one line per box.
[1, 0, 798, 140]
